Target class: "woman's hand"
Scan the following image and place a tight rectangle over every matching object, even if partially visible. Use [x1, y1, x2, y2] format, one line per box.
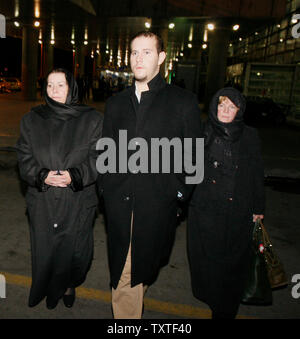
[44, 170, 71, 187]
[253, 214, 264, 222]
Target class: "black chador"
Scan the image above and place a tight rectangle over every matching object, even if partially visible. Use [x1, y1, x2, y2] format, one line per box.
[16, 72, 103, 307]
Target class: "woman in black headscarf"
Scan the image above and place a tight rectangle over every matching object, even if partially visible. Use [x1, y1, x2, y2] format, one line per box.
[16, 68, 103, 309]
[187, 87, 265, 319]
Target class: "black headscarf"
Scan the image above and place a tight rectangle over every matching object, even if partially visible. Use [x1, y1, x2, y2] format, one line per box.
[33, 68, 93, 120]
[208, 87, 245, 142]
[205, 87, 246, 177]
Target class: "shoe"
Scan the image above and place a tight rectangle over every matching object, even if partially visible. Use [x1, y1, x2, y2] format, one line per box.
[63, 288, 75, 308]
[46, 297, 59, 310]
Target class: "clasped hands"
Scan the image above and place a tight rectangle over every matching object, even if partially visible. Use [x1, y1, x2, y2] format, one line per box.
[45, 170, 72, 188]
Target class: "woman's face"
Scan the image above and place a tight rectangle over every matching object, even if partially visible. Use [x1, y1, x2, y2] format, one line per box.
[46, 72, 69, 104]
[217, 96, 239, 123]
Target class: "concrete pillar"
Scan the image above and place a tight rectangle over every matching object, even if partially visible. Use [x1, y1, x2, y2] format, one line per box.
[21, 24, 38, 101]
[44, 41, 54, 76]
[76, 45, 86, 77]
[205, 28, 230, 109]
[151, 18, 168, 78]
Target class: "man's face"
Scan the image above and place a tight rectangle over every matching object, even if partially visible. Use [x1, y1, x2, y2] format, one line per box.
[130, 36, 166, 83]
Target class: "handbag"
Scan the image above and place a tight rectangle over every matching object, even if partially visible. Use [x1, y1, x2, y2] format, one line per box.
[241, 219, 273, 305]
[258, 219, 288, 289]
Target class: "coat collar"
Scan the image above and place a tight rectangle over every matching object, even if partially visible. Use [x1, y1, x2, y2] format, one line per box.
[131, 72, 166, 96]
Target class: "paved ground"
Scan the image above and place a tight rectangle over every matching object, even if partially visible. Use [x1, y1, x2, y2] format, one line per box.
[0, 92, 300, 322]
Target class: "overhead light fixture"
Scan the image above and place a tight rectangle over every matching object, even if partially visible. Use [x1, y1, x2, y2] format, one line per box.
[169, 23, 175, 29]
[188, 43, 192, 48]
[71, 40, 75, 45]
[14, 21, 20, 27]
[207, 23, 215, 31]
[202, 43, 207, 49]
[50, 40, 55, 45]
[233, 24, 239, 31]
[38, 40, 42, 44]
[239, 37, 242, 41]
[34, 21, 40, 27]
[145, 22, 151, 29]
[84, 40, 88, 45]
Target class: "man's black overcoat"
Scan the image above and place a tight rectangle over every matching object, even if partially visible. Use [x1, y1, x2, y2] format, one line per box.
[16, 106, 103, 307]
[98, 74, 202, 288]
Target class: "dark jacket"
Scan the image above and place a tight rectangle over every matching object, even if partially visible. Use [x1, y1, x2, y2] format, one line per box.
[187, 87, 265, 316]
[16, 104, 103, 307]
[98, 73, 202, 288]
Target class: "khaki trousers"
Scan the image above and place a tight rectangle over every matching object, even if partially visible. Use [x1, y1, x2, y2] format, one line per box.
[111, 213, 147, 319]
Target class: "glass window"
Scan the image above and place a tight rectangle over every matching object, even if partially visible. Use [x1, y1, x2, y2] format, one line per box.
[279, 29, 287, 40]
[267, 44, 277, 55]
[281, 19, 288, 28]
[286, 38, 295, 50]
[284, 51, 294, 63]
[295, 48, 300, 62]
[277, 41, 286, 53]
[270, 33, 278, 44]
[276, 53, 285, 63]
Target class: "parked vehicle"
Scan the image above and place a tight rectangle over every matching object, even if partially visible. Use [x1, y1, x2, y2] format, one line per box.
[4, 77, 21, 91]
[0, 78, 9, 93]
[244, 96, 287, 126]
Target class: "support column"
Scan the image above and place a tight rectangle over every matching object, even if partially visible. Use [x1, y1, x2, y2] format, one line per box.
[44, 41, 54, 76]
[205, 28, 230, 109]
[21, 24, 38, 100]
[74, 44, 86, 79]
[151, 18, 168, 78]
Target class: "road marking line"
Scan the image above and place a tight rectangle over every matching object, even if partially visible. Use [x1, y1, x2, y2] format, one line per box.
[1, 272, 254, 319]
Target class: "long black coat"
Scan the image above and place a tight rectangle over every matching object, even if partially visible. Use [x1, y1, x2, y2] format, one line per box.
[16, 106, 103, 307]
[98, 74, 202, 288]
[187, 123, 265, 316]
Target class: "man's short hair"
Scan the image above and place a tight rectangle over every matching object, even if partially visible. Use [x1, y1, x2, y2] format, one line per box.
[130, 31, 164, 54]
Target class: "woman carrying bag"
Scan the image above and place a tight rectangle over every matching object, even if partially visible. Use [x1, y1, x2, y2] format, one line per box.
[187, 87, 265, 319]
[16, 68, 103, 309]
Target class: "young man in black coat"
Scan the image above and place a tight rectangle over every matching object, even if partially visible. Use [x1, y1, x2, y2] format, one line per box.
[97, 31, 202, 318]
